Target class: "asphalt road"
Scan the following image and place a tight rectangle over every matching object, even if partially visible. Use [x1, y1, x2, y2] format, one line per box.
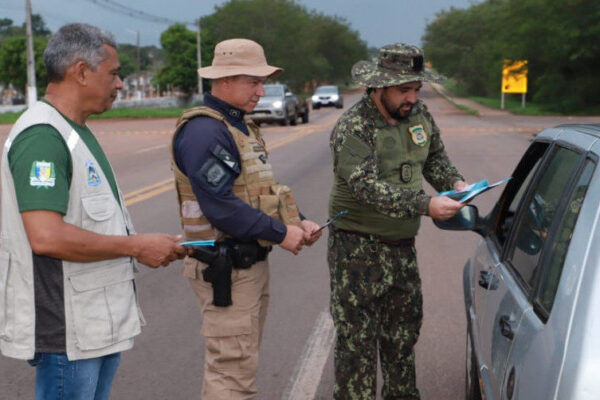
[0, 86, 597, 400]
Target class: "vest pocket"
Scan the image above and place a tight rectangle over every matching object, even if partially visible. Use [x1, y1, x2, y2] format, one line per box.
[81, 194, 117, 235]
[0, 251, 12, 340]
[258, 184, 301, 225]
[67, 262, 140, 351]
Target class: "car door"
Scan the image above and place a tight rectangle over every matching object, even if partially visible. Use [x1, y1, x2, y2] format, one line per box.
[502, 152, 596, 400]
[468, 140, 549, 398]
[483, 140, 592, 400]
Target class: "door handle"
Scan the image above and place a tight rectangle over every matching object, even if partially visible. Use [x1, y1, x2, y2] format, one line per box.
[499, 315, 515, 340]
[478, 270, 497, 290]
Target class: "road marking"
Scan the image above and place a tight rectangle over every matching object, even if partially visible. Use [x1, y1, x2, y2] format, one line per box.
[281, 311, 336, 400]
[124, 177, 174, 206]
[135, 144, 167, 154]
[122, 121, 334, 205]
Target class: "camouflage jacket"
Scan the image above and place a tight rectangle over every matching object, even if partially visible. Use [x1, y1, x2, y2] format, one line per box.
[330, 92, 464, 219]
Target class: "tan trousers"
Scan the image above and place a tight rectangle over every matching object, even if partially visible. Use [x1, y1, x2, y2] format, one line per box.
[186, 258, 270, 400]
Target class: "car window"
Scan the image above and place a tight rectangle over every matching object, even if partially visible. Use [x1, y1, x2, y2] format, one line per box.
[507, 146, 582, 290]
[494, 142, 549, 246]
[315, 86, 337, 94]
[264, 86, 284, 97]
[535, 159, 594, 315]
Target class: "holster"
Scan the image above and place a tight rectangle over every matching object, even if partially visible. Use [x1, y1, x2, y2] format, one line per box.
[200, 246, 233, 307]
[188, 241, 272, 307]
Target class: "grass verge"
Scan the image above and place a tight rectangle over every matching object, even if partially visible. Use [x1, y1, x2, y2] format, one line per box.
[0, 107, 190, 125]
[444, 80, 600, 116]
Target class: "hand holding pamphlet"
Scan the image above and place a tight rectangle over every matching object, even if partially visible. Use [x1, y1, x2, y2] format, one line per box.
[437, 178, 511, 203]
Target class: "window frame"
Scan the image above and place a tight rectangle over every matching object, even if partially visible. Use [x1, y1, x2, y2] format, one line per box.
[489, 139, 590, 321]
[530, 155, 597, 321]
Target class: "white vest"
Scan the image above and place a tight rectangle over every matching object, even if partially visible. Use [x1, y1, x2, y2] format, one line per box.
[0, 101, 144, 360]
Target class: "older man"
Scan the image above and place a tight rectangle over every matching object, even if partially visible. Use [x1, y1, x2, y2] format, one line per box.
[171, 38, 321, 399]
[0, 24, 184, 400]
[327, 43, 468, 399]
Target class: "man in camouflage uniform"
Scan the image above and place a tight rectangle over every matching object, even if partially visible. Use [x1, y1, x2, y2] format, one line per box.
[327, 43, 468, 399]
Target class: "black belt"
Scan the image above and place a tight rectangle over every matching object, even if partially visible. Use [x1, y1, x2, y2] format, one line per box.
[223, 240, 271, 269]
[335, 228, 415, 247]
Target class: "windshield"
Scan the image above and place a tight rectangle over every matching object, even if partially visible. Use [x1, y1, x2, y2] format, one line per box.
[315, 86, 338, 94]
[264, 86, 284, 97]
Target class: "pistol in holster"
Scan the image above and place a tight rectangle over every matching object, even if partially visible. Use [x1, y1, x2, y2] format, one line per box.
[187, 242, 272, 307]
[187, 245, 233, 307]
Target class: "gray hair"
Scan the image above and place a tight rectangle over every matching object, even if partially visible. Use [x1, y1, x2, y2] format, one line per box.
[44, 23, 116, 82]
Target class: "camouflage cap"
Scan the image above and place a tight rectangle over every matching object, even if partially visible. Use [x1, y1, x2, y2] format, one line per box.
[352, 43, 445, 88]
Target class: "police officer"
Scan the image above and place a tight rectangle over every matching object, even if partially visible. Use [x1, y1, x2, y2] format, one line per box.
[327, 43, 468, 399]
[171, 38, 321, 399]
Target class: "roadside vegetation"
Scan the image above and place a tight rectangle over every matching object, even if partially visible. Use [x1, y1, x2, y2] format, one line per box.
[423, 0, 600, 115]
[1, 0, 369, 101]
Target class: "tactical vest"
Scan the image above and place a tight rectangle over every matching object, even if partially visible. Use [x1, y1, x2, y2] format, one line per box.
[329, 111, 432, 240]
[171, 106, 301, 248]
[0, 101, 143, 361]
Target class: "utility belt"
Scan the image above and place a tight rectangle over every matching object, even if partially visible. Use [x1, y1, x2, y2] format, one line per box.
[334, 228, 415, 247]
[187, 240, 271, 307]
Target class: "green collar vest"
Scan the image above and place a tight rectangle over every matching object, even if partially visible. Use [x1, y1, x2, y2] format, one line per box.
[329, 106, 432, 240]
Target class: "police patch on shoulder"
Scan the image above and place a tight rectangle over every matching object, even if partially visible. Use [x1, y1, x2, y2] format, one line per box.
[86, 161, 101, 186]
[409, 124, 427, 147]
[205, 163, 227, 186]
[30, 161, 56, 188]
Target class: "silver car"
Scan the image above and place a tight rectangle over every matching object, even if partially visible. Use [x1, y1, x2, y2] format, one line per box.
[437, 124, 600, 400]
[311, 85, 343, 109]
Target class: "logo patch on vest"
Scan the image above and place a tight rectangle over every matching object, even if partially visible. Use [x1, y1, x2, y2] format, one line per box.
[30, 160, 55, 188]
[409, 124, 427, 147]
[400, 163, 412, 183]
[86, 161, 101, 186]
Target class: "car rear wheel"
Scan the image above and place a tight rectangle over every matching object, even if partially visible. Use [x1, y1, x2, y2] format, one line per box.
[312, 104, 320, 110]
[466, 330, 482, 400]
[290, 111, 298, 126]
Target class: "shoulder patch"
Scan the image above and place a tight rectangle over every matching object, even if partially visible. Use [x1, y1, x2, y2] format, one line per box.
[29, 160, 56, 188]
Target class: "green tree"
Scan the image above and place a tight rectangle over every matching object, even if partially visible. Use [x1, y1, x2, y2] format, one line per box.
[200, 0, 367, 91]
[117, 43, 159, 78]
[0, 35, 48, 95]
[27, 14, 51, 37]
[154, 24, 198, 95]
[423, 0, 600, 112]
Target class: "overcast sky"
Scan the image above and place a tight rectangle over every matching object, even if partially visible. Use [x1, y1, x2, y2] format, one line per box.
[1, 0, 477, 49]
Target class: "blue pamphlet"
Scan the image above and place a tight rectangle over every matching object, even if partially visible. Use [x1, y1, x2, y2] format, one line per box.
[180, 240, 216, 246]
[438, 178, 511, 203]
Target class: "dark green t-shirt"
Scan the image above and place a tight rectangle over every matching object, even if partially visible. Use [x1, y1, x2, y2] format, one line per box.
[8, 100, 120, 213]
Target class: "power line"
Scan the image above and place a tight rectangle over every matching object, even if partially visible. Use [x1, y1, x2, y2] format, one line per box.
[83, 0, 195, 27]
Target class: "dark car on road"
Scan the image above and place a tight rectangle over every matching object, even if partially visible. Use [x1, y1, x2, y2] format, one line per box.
[311, 85, 343, 110]
[436, 124, 600, 400]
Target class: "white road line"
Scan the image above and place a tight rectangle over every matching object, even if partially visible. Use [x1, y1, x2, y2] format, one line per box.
[135, 144, 167, 154]
[281, 310, 336, 400]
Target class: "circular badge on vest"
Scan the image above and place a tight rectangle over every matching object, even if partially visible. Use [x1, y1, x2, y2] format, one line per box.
[400, 163, 412, 183]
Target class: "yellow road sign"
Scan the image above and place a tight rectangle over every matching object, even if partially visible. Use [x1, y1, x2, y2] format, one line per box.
[502, 60, 528, 93]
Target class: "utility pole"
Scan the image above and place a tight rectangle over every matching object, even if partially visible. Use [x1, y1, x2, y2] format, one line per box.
[25, 0, 37, 107]
[136, 30, 141, 76]
[196, 18, 203, 96]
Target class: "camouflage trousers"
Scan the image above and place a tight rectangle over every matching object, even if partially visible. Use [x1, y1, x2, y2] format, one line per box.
[327, 229, 423, 400]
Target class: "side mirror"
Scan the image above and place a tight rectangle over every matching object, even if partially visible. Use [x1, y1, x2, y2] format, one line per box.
[434, 205, 480, 231]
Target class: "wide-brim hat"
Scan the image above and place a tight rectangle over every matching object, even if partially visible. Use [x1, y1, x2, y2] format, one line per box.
[352, 43, 445, 88]
[198, 38, 283, 79]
